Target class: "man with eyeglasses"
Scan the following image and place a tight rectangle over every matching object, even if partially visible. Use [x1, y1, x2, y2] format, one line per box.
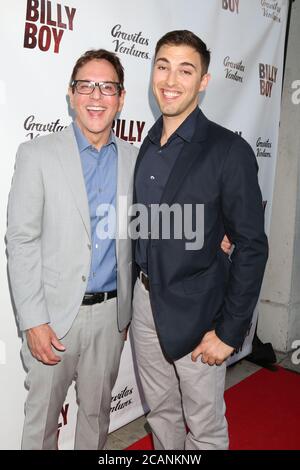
[6, 49, 138, 449]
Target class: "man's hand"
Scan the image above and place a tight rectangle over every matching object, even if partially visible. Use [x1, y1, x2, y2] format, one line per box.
[191, 330, 234, 366]
[26, 324, 65, 365]
[221, 235, 232, 255]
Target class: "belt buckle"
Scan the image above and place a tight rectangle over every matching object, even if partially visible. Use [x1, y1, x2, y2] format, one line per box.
[84, 293, 94, 300]
[83, 292, 105, 305]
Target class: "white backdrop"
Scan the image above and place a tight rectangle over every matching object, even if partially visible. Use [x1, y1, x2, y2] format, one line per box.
[0, 0, 288, 449]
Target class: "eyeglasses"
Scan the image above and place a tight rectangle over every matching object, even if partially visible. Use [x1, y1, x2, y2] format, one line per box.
[71, 80, 122, 96]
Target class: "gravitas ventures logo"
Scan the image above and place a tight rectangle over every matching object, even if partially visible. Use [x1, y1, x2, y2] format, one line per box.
[261, 0, 282, 23]
[24, 114, 68, 140]
[223, 56, 245, 83]
[256, 137, 272, 158]
[111, 24, 150, 60]
[23, 0, 76, 53]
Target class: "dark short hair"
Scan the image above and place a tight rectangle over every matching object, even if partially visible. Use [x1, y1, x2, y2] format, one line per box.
[155, 30, 210, 74]
[70, 49, 124, 95]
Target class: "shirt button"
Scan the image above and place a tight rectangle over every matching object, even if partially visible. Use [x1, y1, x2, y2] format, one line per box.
[158, 149, 162, 154]
[82, 275, 86, 282]
[95, 244, 98, 249]
[150, 175, 155, 180]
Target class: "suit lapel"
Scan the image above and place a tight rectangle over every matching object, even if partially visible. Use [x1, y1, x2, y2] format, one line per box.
[56, 125, 91, 241]
[160, 110, 209, 205]
[115, 138, 135, 260]
[133, 137, 151, 202]
[160, 142, 204, 205]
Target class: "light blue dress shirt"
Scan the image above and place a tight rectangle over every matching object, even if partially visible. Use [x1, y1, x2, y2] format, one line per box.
[73, 122, 117, 292]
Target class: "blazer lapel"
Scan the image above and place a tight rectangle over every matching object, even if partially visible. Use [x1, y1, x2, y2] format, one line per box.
[56, 125, 91, 241]
[115, 138, 135, 259]
[133, 137, 151, 204]
[160, 142, 204, 206]
[160, 110, 209, 206]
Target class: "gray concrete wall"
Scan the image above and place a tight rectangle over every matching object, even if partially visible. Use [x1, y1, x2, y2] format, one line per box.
[258, 0, 300, 351]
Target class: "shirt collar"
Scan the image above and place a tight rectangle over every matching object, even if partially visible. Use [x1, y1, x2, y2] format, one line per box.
[176, 106, 200, 141]
[148, 106, 200, 145]
[72, 121, 116, 153]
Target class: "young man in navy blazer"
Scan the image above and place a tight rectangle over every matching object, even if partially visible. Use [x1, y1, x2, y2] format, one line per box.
[131, 30, 268, 450]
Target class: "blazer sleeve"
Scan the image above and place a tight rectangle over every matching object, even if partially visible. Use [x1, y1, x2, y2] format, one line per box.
[6, 143, 50, 331]
[215, 137, 268, 349]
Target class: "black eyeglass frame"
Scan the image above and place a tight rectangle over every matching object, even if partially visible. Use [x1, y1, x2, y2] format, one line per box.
[71, 80, 123, 96]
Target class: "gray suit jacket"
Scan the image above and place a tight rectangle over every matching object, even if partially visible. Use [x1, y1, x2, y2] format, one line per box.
[6, 125, 138, 338]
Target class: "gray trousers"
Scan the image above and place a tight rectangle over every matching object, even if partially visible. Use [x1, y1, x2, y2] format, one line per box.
[21, 298, 124, 450]
[131, 278, 229, 450]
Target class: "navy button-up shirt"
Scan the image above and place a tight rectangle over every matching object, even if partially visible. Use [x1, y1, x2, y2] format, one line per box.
[73, 122, 117, 292]
[135, 107, 200, 274]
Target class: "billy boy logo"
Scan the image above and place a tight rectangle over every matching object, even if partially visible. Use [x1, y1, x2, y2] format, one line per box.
[57, 404, 69, 443]
[222, 0, 239, 14]
[259, 64, 278, 98]
[112, 119, 145, 144]
[23, 0, 76, 53]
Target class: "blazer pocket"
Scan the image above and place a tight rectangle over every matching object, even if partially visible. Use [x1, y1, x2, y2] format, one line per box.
[42, 266, 60, 288]
[183, 269, 224, 295]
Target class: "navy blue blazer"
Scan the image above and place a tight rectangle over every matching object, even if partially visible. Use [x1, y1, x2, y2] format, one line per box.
[133, 109, 268, 361]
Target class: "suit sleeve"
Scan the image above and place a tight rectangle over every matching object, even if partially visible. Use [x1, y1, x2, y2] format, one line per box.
[215, 137, 268, 349]
[6, 143, 50, 331]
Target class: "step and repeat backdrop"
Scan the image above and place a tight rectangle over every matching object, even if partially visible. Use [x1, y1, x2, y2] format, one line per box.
[0, 0, 288, 449]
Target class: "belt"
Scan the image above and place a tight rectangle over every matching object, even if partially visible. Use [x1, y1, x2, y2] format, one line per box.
[137, 266, 150, 292]
[81, 290, 117, 305]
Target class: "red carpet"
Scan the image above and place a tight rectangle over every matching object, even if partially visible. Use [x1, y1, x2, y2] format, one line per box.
[126, 366, 300, 450]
